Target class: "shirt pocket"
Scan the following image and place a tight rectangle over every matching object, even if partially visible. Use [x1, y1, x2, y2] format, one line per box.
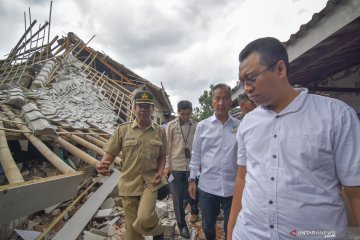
[147, 140, 163, 169]
[149, 140, 163, 156]
[123, 140, 138, 154]
[284, 133, 330, 170]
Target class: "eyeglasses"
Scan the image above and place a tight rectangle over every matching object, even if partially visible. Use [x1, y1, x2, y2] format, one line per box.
[239, 63, 276, 87]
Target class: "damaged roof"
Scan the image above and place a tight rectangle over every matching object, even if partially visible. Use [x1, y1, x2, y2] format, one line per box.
[285, 0, 360, 89]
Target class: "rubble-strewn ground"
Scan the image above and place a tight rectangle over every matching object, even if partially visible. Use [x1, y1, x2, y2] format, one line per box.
[5, 159, 225, 240]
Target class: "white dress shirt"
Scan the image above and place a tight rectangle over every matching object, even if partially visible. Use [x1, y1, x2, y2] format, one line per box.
[189, 114, 240, 197]
[233, 88, 360, 240]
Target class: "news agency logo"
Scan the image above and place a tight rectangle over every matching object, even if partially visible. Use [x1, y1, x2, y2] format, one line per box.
[289, 230, 297, 237]
[289, 229, 336, 238]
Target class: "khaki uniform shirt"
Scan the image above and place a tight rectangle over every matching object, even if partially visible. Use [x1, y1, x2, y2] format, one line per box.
[103, 120, 167, 196]
[165, 118, 197, 171]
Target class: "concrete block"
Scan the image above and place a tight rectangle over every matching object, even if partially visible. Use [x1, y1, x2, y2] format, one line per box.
[161, 219, 176, 237]
[155, 201, 168, 219]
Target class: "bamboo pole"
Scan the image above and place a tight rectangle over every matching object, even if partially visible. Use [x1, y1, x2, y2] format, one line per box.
[59, 128, 105, 155]
[0, 118, 28, 126]
[11, 20, 37, 56]
[88, 129, 109, 142]
[57, 132, 110, 136]
[54, 136, 97, 166]
[0, 127, 32, 133]
[0, 127, 110, 135]
[84, 134, 105, 148]
[1, 105, 75, 174]
[0, 115, 24, 183]
[59, 128, 121, 165]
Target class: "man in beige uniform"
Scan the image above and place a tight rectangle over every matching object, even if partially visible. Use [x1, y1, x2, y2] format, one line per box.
[163, 100, 198, 239]
[96, 91, 166, 240]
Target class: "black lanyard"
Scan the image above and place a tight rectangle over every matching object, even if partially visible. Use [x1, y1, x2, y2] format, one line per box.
[179, 120, 191, 146]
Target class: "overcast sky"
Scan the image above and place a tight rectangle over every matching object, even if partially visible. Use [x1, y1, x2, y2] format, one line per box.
[0, 0, 328, 110]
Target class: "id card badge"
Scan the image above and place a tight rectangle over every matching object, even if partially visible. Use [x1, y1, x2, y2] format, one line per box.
[184, 147, 191, 159]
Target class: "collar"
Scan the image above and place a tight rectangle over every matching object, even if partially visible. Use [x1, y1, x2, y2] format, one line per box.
[178, 117, 192, 126]
[131, 119, 156, 129]
[210, 113, 234, 124]
[261, 88, 308, 116]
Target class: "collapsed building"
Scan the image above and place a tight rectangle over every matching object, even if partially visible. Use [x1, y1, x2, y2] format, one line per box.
[0, 5, 193, 240]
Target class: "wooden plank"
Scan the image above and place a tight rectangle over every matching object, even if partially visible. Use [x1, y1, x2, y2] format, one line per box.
[4, 132, 52, 141]
[53, 169, 121, 240]
[0, 172, 83, 224]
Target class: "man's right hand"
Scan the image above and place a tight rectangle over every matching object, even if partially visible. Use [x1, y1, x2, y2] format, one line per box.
[163, 167, 171, 177]
[95, 153, 115, 176]
[188, 181, 197, 199]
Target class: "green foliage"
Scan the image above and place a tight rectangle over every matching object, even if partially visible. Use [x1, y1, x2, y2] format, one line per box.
[192, 84, 214, 121]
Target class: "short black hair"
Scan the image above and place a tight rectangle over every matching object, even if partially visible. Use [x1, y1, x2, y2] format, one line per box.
[238, 93, 251, 102]
[163, 112, 172, 118]
[212, 83, 231, 98]
[177, 100, 192, 111]
[239, 37, 289, 73]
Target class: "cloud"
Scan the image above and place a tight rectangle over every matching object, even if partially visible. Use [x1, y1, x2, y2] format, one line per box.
[297, 8, 310, 15]
[0, 0, 328, 110]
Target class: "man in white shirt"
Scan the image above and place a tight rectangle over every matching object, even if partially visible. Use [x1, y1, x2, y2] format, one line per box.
[189, 84, 240, 240]
[227, 37, 360, 240]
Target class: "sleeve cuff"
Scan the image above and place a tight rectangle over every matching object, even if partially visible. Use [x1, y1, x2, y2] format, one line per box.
[190, 171, 197, 179]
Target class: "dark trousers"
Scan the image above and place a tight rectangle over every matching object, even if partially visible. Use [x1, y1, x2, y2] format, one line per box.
[169, 171, 199, 228]
[198, 188, 232, 240]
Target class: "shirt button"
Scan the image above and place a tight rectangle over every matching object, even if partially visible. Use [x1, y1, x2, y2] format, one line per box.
[274, 134, 277, 138]
[270, 225, 274, 229]
[273, 155, 277, 158]
[270, 177, 275, 181]
[269, 200, 273, 204]
[276, 115, 279, 118]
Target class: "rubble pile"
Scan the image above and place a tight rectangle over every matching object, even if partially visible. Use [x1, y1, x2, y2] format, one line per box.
[3, 173, 226, 240]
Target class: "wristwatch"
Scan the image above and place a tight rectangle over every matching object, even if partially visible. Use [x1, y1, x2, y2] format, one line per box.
[188, 177, 196, 183]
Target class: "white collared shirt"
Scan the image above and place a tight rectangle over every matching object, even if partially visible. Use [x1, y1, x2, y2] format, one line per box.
[233, 88, 360, 239]
[189, 114, 240, 197]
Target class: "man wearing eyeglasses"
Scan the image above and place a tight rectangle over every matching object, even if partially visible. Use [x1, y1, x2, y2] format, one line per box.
[96, 90, 167, 240]
[227, 37, 360, 239]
